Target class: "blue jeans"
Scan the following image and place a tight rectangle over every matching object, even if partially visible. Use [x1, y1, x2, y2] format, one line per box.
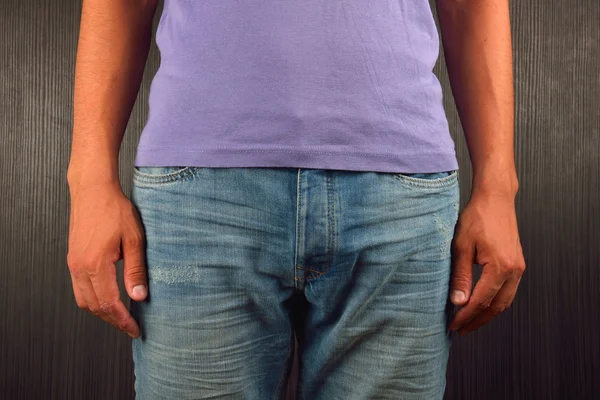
[129, 167, 460, 399]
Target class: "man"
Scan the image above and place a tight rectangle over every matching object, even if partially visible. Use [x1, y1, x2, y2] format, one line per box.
[67, 0, 526, 398]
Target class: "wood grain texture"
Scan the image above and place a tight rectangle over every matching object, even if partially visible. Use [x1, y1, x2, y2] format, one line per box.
[0, 0, 598, 399]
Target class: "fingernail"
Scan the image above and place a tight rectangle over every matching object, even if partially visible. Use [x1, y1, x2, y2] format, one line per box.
[451, 290, 466, 303]
[133, 285, 147, 298]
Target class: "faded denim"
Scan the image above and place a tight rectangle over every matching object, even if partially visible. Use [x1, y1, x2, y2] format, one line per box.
[129, 166, 460, 400]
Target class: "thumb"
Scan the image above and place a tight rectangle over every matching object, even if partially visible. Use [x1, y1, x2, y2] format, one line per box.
[450, 239, 474, 306]
[122, 232, 148, 301]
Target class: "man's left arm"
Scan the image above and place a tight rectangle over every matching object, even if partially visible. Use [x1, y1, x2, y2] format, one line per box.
[435, 0, 526, 335]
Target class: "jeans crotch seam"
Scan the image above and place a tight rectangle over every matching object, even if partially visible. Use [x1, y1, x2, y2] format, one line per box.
[274, 328, 296, 399]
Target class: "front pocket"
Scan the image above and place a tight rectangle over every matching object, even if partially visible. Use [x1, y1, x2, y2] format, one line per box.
[133, 166, 196, 185]
[392, 170, 458, 189]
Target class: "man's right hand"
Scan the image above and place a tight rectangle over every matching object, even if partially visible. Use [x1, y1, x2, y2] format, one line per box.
[67, 0, 159, 338]
[66, 180, 148, 339]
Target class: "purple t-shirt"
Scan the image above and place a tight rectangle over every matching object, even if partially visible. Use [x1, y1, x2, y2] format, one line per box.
[134, 1, 459, 173]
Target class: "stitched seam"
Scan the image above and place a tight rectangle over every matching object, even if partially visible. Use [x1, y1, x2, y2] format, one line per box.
[296, 173, 337, 281]
[294, 169, 302, 287]
[326, 174, 335, 275]
[296, 265, 325, 274]
[392, 172, 458, 189]
[132, 167, 196, 184]
[137, 145, 457, 159]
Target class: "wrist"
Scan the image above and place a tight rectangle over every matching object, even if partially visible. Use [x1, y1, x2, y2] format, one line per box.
[67, 158, 120, 189]
[471, 167, 519, 199]
[471, 162, 519, 198]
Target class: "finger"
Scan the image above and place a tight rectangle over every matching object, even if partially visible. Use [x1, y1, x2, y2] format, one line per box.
[87, 258, 141, 338]
[121, 214, 148, 302]
[457, 275, 520, 335]
[449, 235, 475, 306]
[449, 265, 506, 331]
[71, 271, 118, 328]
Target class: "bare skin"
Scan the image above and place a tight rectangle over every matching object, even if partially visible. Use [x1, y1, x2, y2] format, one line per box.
[436, 0, 526, 335]
[67, 0, 525, 339]
[67, 0, 159, 338]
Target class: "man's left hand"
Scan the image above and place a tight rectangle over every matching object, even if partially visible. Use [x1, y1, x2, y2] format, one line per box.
[448, 190, 526, 335]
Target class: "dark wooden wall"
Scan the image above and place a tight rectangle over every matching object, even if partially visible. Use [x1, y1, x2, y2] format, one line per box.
[1, 0, 598, 399]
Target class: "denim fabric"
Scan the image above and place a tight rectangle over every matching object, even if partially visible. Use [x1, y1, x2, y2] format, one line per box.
[129, 167, 460, 399]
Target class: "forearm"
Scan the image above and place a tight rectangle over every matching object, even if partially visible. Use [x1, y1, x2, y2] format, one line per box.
[67, 0, 158, 189]
[436, 0, 518, 199]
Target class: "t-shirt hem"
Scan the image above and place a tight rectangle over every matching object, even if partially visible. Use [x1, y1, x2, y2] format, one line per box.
[133, 146, 459, 174]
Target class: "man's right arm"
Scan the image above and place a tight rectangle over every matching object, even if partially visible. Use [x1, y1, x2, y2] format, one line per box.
[67, 0, 158, 187]
[66, 0, 159, 339]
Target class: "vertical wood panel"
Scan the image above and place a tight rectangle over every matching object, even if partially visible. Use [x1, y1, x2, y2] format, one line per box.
[0, 0, 598, 399]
